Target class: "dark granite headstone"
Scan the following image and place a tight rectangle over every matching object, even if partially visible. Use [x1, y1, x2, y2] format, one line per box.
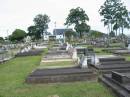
[112, 71, 130, 84]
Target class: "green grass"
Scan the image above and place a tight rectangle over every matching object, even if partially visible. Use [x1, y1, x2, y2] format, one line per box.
[109, 43, 124, 47]
[0, 56, 115, 97]
[94, 48, 112, 55]
[74, 44, 112, 55]
[39, 61, 75, 69]
[123, 56, 130, 61]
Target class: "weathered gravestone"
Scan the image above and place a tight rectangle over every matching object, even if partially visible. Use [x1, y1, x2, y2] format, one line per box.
[112, 71, 130, 84]
[79, 56, 88, 68]
[127, 44, 130, 50]
[72, 48, 78, 60]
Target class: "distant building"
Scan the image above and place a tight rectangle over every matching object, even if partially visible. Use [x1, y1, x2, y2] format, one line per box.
[53, 28, 73, 41]
[43, 32, 52, 41]
[43, 29, 73, 42]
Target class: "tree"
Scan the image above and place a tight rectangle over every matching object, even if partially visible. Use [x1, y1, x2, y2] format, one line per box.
[109, 31, 115, 37]
[28, 25, 36, 36]
[9, 29, 26, 42]
[27, 25, 37, 40]
[0, 37, 4, 43]
[117, 6, 130, 35]
[33, 14, 50, 39]
[65, 30, 77, 41]
[74, 22, 90, 38]
[99, 0, 130, 37]
[99, 0, 117, 36]
[89, 30, 105, 38]
[65, 7, 90, 38]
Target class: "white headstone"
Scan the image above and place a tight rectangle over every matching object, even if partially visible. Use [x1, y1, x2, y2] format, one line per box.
[91, 56, 100, 65]
[80, 56, 88, 68]
[72, 48, 78, 60]
[128, 44, 130, 50]
[25, 36, 31, 43]
[66, 43, 70, 51]
[77, 57, 80, 64]
[21, 49, 25, 53]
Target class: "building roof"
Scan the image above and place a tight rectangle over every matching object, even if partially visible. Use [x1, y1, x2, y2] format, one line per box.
[53, 29, 72, 35]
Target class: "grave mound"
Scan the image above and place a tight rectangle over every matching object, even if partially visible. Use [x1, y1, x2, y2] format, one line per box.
[26, 67, 96, 83]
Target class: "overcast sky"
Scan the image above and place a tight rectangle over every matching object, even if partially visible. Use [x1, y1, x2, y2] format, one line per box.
[0, 0, 130, 37]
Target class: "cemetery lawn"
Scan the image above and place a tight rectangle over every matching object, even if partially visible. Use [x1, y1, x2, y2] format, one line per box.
[124, 56, 130, 61]
[94, 48, 111, 55]
[39, 61, 75, 69]
[0, 56, 115, 97]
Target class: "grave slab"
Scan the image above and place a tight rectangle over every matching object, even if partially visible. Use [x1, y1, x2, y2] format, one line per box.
[99, 71, 130, 97]
[26, 67, 96, 83]
[90, 55, 130, 73]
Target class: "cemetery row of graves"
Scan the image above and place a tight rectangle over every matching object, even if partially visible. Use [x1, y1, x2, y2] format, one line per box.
[0, 41, 130, 97]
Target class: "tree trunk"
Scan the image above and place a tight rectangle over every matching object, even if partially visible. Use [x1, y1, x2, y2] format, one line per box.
[79, 32, 82, 39]
[121, 26, 124, 35]
[108, 24, 111, 35]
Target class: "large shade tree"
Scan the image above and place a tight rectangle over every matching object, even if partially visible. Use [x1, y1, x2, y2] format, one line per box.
[74, 22, 90, 38]
[65, 7, 90, 38]
[28, 14, 50, 39]
[27, 25, 37, 39]
[9, 29, 26, 42]
[65, 30, 77, 42]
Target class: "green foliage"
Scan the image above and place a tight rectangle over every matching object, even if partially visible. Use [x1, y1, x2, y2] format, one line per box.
[75, 22, 90, 38]
[65, 7, 89, 25]
[109, 31, 115, 37]
[89, 30, 105, 38]
[99, 0, 130, 36]
[9, 29, 26, 42]
[65, 7, 90, 38]
[28, 14, 50, 39]
[27, 25, 36, 37]
[0, 37, 4, 43]
[65, 30, 76, 41]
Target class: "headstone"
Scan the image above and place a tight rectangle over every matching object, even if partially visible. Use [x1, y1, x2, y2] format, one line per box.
[91, 56, 100, 65]
[20, 46, 31, 53]
[66, 43, 70, 51]
[72, 48, 77, 60]
[112, 72, 130, 84]
[80, 56, 88, 68]
[128, 44, 130, 50]
[25, 36, 31, 43]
